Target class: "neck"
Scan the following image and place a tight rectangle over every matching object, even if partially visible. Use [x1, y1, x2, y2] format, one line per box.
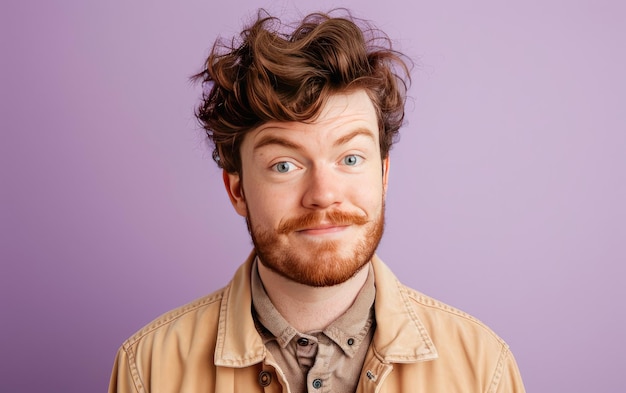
[257, 261, 370, 332]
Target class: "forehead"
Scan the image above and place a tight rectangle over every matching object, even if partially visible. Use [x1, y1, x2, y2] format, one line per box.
[313, 89, 377, 126]
[247, 89, 380, 147]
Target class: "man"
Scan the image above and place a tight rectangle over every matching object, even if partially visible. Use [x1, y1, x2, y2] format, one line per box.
[109, 10, 525, 393]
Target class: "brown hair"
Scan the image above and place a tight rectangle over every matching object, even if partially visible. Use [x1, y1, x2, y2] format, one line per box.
[193, 9, 411, 174]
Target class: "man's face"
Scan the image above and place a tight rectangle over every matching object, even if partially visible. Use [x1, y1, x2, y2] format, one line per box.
[224, 89, 389, 287]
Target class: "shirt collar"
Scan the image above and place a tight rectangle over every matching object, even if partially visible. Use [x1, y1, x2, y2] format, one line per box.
[214, 252, 438, 367]
[251, 257, 376, 357]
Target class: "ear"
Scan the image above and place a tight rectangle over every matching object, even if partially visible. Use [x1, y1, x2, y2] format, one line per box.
[223, 170, 248, 217]
[382, 156, 390, 198]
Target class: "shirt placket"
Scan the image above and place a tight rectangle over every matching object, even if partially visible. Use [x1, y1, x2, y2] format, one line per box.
[304, 334, 333, 393]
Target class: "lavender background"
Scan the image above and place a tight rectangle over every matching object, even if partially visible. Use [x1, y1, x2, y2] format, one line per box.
[2, 0, 624, 391]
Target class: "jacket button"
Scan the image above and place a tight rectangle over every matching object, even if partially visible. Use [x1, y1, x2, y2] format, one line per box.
[258, 371, 272, 387]
[312, 378, 323, 389]
[297, 337, 309, 346]
[347, 338, 355, 346]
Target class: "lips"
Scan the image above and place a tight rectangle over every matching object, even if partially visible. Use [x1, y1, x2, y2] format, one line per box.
[296, 223, 350, 235]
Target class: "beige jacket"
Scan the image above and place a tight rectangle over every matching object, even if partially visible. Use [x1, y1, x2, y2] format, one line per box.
[109, 254, 525, 392]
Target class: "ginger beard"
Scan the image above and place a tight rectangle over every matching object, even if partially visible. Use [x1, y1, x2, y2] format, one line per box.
[247, 203, 385, 287]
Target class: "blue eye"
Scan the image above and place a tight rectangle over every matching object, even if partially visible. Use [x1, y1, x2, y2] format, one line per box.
[273, 161, 296, 173]
[343, 154, 362, 166]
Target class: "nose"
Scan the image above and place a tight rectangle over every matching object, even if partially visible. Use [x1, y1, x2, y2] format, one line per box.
[301, 166, 343, 209]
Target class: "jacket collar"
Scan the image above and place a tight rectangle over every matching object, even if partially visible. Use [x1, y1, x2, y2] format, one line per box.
[370, 255, 438, 363]
[214, 252, 438, 367]
[214, 252, 264, 368]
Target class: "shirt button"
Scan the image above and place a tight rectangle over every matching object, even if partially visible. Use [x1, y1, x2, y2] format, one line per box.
[347, 338, 355, 346]
[297, 337, 309, 346]
[258, 371, 272, 387]
[312, 378, 323, 389]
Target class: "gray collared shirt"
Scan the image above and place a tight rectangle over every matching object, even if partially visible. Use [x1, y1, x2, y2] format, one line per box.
[251, 259, 376, 393]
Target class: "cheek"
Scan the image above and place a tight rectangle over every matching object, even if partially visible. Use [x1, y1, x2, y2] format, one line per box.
[348, 186, 384, 214]
[244, 182, 297, 223]
[356, 172, 385, 197]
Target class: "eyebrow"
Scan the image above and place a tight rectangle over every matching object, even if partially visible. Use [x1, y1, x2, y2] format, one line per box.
[253, 135, 303, 151]
[253, 128, 376, 151]
[333, 128, 376, 147]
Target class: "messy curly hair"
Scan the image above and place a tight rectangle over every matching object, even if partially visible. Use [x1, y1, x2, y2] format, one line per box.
[193, 9, 411, 174]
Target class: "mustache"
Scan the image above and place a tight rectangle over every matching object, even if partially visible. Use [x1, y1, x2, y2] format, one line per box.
[277, 211, 369, 234]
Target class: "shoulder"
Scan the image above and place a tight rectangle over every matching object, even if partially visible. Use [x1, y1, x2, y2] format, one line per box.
[380, 285, 525, 392]
[372, 256, 507, 350]
[402, 283, 509, 354]
[109, 286, 234, 392]
[122, 285, 228, 351]
[403, 285, 507, 346]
